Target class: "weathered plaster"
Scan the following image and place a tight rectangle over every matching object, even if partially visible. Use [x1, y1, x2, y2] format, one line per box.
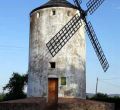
[27, 7, 86, 99]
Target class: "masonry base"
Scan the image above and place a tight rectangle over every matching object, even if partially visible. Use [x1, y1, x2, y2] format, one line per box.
[0, 97, 114, 110]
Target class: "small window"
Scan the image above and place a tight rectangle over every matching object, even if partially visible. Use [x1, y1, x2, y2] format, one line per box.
[67, 11, 70, 16]
[50, 62, 56, 68]
[52, 10, 56, 15]
[37, 12, 40, 18]
[61, 77, 66, 85]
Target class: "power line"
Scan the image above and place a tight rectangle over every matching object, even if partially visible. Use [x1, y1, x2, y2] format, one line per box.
[0, 45, 27, 49]
[99, 78, 120, 80]
[99, 80, 120, 88]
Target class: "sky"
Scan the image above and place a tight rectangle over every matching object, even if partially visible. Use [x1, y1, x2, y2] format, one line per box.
[0, 0, 120, 94]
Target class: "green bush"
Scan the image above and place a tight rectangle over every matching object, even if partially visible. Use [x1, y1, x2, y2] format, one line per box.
[3, 92, 26, 101]
[0, 93, 5, 102]
[89, 93, 120, 110]
[3, 72, 28, 101]
[90, 93, 109, 101]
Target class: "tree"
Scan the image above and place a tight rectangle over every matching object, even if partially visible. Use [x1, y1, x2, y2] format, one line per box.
[3, 72, 28, 101]
[0, 93, 5, 102]
[91, 93, 108, 101]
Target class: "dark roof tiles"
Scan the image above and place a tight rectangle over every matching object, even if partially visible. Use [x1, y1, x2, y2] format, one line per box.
[30, 0, 78, 15]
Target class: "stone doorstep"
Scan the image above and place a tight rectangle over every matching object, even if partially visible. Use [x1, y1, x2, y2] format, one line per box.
[0, 98, 115, 110]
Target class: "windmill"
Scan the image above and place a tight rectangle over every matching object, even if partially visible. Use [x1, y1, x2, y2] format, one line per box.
[46, 0, 109, 72]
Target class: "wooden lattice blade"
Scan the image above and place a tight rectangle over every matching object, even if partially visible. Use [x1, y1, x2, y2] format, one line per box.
[86, 0, 105, 15]
[46, 14, 82, 57]
[85, 21, 109, 72]
[73, 0, 82, 7]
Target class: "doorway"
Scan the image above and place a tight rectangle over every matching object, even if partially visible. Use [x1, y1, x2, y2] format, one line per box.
[48, 78, 58, 104]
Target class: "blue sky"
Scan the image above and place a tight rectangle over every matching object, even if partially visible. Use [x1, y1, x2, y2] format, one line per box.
[0, 0, 120, 94]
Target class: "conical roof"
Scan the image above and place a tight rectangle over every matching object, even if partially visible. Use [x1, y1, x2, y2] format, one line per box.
[31, 0, 78, 14]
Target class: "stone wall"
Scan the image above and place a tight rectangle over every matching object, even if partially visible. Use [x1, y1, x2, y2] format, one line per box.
[0, 98, 114, 110]
[58, 98, 114, 110]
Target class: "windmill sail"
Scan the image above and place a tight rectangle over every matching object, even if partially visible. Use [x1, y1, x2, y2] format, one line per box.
[86, 0, 105, 15]
[46, 0, 109, 72]
[85, 21, 109, 72]
[46, 14, 82, 57]
[73, 0, 82, 7]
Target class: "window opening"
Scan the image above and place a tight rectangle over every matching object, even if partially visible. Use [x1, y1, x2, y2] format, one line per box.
[52, 10, 56, 15]
[50, 62, 56, 68]
[37, 12, 40, 18]
[67, 11, 71, 16]
[61, 77, 66, 85]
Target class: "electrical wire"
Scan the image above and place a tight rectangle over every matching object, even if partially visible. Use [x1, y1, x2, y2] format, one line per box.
[100, 78, 120, 80]
[0, 45, 27, 49]
[99, 79, 120, 88]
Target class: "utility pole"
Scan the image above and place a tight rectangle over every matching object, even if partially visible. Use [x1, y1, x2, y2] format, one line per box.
[96, 77, 98, 94]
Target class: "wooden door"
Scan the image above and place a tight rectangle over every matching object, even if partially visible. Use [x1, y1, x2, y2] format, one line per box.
[48, 78, 58, 104]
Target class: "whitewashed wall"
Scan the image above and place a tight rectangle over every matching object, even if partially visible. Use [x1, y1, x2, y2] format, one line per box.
[27, 7, 86, 98]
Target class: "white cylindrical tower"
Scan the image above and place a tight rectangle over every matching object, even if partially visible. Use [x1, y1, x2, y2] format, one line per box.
[27, 0, 86, 99]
